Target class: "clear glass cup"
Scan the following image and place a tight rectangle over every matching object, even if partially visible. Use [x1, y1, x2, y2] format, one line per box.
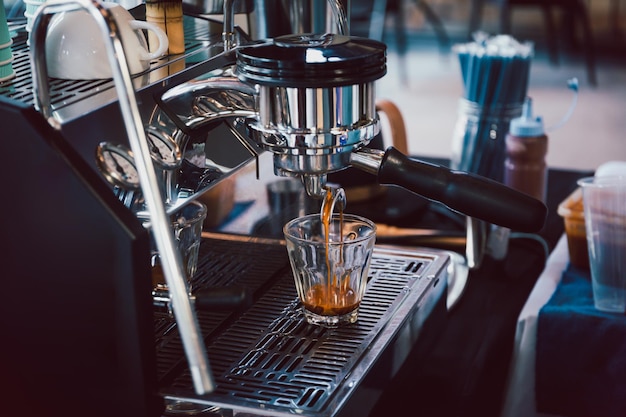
[147, 200, 208, 294]
[283, 213, 376, 327]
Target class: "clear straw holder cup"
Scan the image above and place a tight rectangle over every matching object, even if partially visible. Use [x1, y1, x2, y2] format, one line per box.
[451, 99, 523, 182]
[450, 99, 523, 267]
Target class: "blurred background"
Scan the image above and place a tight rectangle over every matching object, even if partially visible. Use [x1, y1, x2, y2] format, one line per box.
[4, 0, 625, 172]
[353, 0, 626, 172]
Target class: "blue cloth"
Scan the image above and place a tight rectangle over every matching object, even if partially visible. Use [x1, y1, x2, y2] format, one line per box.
[536, 265, 626, 417]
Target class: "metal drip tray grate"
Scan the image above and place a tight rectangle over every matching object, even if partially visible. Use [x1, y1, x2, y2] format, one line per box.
[0, 12, 225, 108]
[155, 236, 450, 417]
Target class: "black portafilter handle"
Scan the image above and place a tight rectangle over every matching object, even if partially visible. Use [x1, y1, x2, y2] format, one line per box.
[351, 147, 547, 233]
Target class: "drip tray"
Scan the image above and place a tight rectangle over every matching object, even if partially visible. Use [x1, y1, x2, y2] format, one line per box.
[155, 235, 450, 417]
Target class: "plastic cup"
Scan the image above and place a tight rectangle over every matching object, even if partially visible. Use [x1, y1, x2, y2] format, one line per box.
[0, 40, 13, 62]
[0, 55, 15, 83]
[284, 213, 376, 327]
[23, 0, 45, 16]
[23, 0, 45, 34]
[0, 1, 11, 46]
[578, 176, 626, 313]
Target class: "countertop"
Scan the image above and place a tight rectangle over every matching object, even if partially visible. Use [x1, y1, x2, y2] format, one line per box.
[364, 162, 592, 417]
[206, 153, 592, 417]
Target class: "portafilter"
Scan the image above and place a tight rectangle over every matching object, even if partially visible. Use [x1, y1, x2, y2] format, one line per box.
[236, 33, 546, 233]
[155, 33, 547, 233]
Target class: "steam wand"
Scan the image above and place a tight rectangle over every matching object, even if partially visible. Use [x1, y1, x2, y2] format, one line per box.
[30, 0, 215, 395]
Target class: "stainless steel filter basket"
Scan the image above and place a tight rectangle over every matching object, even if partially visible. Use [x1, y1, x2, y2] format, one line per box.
[251, 82, 378, 174]
[236, 33, 386, 177]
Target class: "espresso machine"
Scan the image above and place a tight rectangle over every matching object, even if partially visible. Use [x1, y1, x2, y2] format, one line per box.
[0, 1, 546, 416]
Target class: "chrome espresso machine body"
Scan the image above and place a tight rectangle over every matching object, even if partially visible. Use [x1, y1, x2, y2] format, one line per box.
[0, 1, 546, 416]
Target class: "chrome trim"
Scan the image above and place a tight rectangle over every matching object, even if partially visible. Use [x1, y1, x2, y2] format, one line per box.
[30, 0, 215, 394]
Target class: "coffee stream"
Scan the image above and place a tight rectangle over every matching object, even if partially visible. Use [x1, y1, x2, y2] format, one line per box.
[302, 186, 360, 316]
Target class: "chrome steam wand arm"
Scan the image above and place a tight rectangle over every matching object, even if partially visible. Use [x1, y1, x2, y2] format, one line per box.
[30, 0, 215, 394]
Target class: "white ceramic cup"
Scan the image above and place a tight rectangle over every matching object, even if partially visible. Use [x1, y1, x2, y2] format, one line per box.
[45, 2, 169, 80]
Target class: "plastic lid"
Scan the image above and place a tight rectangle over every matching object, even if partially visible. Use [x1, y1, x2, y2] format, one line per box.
[509, 97, 545, 137]
[236, 33, 387, 88]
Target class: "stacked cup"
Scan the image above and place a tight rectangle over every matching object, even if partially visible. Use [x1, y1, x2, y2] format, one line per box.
[0, 0, 15, 82]
[23, 0, 46, 42]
